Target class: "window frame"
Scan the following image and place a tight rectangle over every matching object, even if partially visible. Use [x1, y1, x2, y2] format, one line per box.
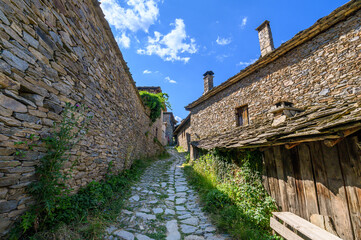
[235, 105, 249, 127]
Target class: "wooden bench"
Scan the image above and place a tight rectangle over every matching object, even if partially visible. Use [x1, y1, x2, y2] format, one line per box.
[270, 212, 342, 240]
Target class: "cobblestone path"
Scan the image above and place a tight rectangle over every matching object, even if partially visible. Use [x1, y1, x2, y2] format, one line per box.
[105, 148, 230, 240]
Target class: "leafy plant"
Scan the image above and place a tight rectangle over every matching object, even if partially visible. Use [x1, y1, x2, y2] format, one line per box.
[16, 103, 92, 235]
[139, 91, 171, 122]
[183, 150, 280, 240]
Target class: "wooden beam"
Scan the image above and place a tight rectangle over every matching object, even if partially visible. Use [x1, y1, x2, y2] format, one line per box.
[270, 217, 304, 240]
[285, 143, 300, 149]
[324, 138, 342, 148]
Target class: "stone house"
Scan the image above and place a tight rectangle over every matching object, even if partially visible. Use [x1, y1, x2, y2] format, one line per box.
[137, 86, 169, 146]
[185, 2, 361, 239]
[0, 0, 163, 236]
[174, 114, 191, 152]
[163, 112, 177, 145]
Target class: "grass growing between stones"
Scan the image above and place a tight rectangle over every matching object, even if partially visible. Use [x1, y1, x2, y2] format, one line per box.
[183, 150, 281, 240]
[10, 151, 171, 240]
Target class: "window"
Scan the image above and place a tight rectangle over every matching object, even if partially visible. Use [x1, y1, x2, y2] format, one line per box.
[236, 105, 249, 126]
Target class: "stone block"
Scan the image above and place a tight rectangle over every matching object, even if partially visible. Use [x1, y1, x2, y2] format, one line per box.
[0, 116, 22, 126]
[0, 188, 8, 198]
[0, 161, 21, 168]
[3, 90, 37, 108]
[1, 50, 29, 72]
[0, 72, 20, 90]
[14, 113, 40, 123]
[0, 200, 18, 213]
[0, 93, 27, 112]
[0, 105, 13, 117]
[21, 94, 44, 107]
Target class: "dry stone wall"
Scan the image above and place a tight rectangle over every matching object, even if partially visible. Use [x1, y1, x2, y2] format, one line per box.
[0, 0, 163, 235]
[190, 10, 361, 140]
[176, 121, 191, 152]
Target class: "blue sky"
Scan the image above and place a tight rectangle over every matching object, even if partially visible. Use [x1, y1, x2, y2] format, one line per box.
[100, 0, 348, 122]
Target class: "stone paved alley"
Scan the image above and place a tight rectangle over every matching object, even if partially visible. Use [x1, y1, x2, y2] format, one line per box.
[105, 149, 230, 240]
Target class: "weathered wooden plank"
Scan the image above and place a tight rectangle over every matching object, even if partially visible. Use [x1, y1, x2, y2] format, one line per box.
[274, 146, 289, 211]
[281, 147, 299, 215]
[264, 148, 281, 207]
[291, 146, 308, 220]
[321, 143, 353, 240]
[298, 144, 319, 221]
[337, 136, 361, 240]
[309, 141, 334, 226]
[273, 212, 342, 240]
[270, 217, 303, 240]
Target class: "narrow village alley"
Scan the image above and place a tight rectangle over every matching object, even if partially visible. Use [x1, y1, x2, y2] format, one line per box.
[104, 149, 230, 240]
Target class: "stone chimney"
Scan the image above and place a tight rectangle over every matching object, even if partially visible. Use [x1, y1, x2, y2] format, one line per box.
[256, 20, 274, 57]
[203, 71, 214, 94]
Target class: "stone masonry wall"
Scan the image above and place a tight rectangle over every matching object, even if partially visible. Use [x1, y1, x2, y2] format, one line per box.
[176, 121, 191, 152]
[0, 0, 163, 235]
[190, 10, 361, 140]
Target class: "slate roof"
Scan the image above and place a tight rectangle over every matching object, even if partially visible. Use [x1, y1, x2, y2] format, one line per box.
[193, 98, 361, 150]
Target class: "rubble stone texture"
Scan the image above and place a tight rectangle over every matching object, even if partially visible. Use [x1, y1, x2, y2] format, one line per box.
[105, 149, 230, 240]
[188, 8, 361, 141]
[0, 0, 163, 235]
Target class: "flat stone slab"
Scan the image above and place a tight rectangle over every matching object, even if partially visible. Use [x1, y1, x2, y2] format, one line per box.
[184, 235, 205, 240]
[139, 208, 150, 213]
[165, 209, 175, 215]
[181, 224, 198, 234]
[205, 226, 216, 233]
[136, 233, 154, 240]
[113, 230, 134, 240]
[176, 198, 186, 204]
[129, 195, 140, 202]
[135, 212, 156, 220]
[166, 220, 181, 240]
[153, 208, 163, 214]
[175, 186, 188, 192]
[181, 217, 199, 226]
[175, 206, 186, 211]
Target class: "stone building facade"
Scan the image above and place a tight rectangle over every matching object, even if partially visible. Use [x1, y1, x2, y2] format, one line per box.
[174, 115, 191, 152]
[0, 0, 163, 235]
[163, 112, 177, 145]
[137, 86, 168, 146]
[185, 2, 361, 239]
[186, 4, 361, 141]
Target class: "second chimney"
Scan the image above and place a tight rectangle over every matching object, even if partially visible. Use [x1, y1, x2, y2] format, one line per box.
[203, 71, 214, 94]
[256, 20, 274, 57]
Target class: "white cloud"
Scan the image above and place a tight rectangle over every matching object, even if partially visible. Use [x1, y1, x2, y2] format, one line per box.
[216, 36, 232, 46]
[100, 0, 159, 33]
[241, 17, 248, 28]
[165, 76, 177, 84]
[137, 19, 197, 63]
[115, 33, 131, 48]
[238, 58, 257, 67]
[175, 116, 182, 122]
[143, 69, 152, 74]
[100, 0, 159, 48]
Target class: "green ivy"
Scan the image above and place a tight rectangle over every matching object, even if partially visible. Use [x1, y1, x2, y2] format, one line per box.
[139, 91, 171, 122]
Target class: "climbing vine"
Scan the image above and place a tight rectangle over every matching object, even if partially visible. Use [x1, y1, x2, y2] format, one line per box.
[139, 91, 171, 122]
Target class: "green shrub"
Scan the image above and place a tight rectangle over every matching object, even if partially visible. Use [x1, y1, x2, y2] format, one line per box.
[184, 150, 280, 239]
